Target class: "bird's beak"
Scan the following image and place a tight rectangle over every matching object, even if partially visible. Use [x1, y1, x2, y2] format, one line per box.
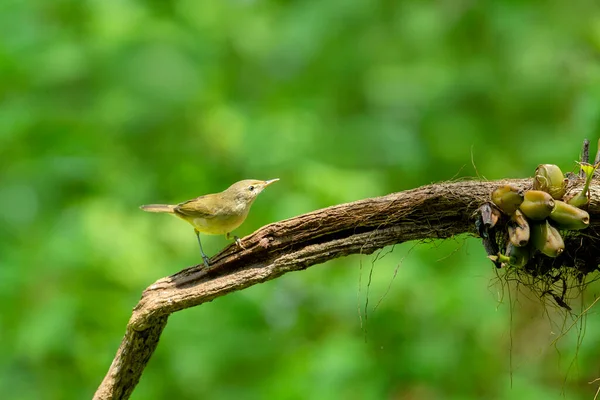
[264, 178, 279, 187]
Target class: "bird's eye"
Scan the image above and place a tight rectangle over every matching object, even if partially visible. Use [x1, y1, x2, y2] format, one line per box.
[248, 185, 255, 191]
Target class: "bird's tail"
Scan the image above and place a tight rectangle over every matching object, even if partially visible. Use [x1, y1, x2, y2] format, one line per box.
[139, 204, 175, 213]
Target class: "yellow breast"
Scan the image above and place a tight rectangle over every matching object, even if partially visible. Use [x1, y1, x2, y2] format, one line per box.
[176, 212, 248, 235]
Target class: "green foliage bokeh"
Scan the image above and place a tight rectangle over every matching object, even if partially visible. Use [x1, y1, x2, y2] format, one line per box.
[2, 0, 600, 399]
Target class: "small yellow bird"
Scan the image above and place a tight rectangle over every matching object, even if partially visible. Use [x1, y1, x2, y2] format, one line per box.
[140, 179, 279, 267]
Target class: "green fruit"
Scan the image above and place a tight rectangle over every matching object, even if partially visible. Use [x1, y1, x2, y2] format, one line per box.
[519, 190, 555, 220]
[491, 185, 523, 215]
[568, 192, 588, 208]
[505, 242, 530, 267]
[549, 200, 590, 230]
[567, 162, 598, 208]
[532, 164, 567, 199]
[530, 220, 565, 257]
[507, 209, 530, 247]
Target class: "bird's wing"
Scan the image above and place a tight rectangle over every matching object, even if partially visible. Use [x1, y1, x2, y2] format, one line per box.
[174, 195, 218, 219]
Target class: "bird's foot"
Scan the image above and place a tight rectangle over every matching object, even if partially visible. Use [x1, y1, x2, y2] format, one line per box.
[235, 237, 245, 249]
[227, 233, 245, 249]
[201, 255, 210, 269]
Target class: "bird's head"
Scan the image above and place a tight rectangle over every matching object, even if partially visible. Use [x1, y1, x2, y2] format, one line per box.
[226, 178, 279, 205]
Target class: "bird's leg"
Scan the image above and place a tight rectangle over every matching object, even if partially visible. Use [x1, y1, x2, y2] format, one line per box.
[195, 229, 210, 268]
[226, 232, 245, 249]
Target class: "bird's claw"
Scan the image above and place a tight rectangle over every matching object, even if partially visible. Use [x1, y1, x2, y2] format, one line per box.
[227, 233, 245, 249]
[201, 255, 210, 269]
[235, 237, 245, 249]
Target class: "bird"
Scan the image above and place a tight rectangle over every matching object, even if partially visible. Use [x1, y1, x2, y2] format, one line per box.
[140, 179, 279, 267]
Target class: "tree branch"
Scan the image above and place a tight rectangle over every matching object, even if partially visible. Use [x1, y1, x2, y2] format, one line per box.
[94, 178, 599, 399]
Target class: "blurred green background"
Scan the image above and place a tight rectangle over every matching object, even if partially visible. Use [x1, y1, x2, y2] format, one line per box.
[2, 0, 600, 399]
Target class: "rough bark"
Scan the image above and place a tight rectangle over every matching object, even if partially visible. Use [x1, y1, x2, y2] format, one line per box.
[94, 177, 599, 399]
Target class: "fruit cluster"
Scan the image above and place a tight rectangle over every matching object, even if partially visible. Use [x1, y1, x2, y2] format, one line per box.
[487, 163, 594, 268]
